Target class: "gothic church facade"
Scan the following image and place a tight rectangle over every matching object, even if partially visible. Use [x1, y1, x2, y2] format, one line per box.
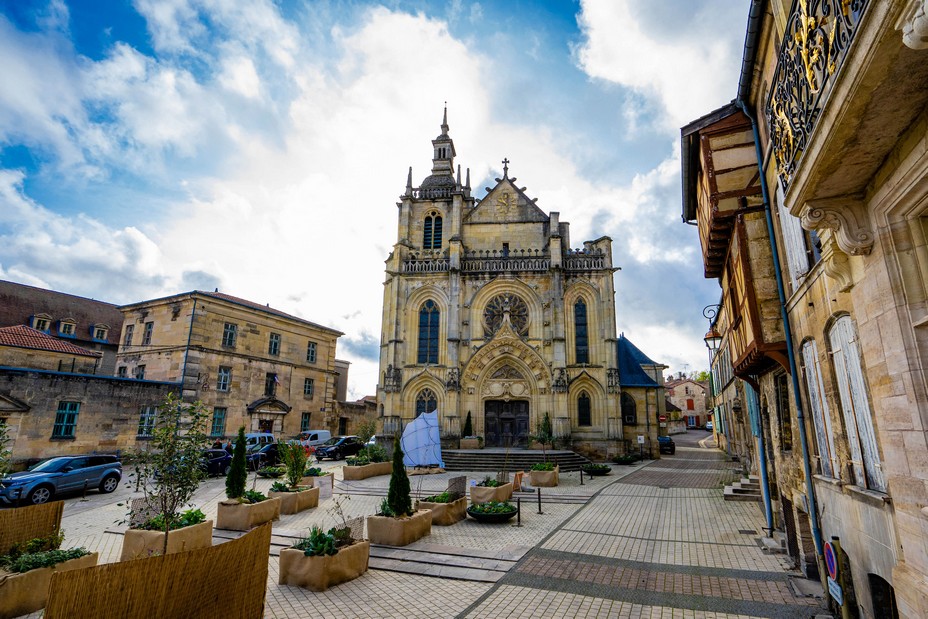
[378, 111, 644, 454]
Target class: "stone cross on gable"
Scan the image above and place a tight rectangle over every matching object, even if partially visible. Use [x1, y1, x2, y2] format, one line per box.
[502, 158, 510, 177]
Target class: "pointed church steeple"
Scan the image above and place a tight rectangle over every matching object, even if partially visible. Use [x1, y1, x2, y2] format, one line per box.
[419, 104, 457, 198]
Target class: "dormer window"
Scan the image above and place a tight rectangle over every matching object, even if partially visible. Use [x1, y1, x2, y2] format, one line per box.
[31, 314, 51, 331]
[58, 319, 76, 337]
[92, 324, 109, 341]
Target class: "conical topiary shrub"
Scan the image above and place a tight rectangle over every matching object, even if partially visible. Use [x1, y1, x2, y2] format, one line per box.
[386, 434, 412, 517]
[462, 410, 473, 437]
[226, 427, 247, 500]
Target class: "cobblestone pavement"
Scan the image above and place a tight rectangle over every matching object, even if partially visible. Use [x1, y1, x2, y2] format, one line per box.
[16, 435, 827, 618]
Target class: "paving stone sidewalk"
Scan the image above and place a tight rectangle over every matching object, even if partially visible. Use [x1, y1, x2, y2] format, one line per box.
[19, 434, 827, 618]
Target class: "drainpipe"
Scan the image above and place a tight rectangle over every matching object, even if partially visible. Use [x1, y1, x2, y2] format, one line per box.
[734, 99, 825, 559]
[179, 298, 198, 399]
[745, 382, 774, 535]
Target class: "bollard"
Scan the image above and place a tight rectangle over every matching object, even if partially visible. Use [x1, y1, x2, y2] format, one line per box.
[516, 497, 522, 527]
[580, 468, 584, 485]
[537, 487, 544, 514]
[81, 480, 89, 501]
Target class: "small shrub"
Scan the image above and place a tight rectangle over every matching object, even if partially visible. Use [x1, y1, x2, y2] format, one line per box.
[279, 442, 309, 488]
[303, 466, 324, 477]
[3, 531, 64, 561]
[269, 481, 292, 493]
[421, 491, 459, 503]
[2, 548, 90, 573]
[581, 463, 611, 473]
[257, 465, 286, 478]
[366, 444, 388, 463]
[476, 476, 500, 488]
[226, 427, 248, 500]
[377, 497, 396, 517]
[293, 525, 353, 557]
[468, 501, 516, 515]
[241, 489, 267, 504]
[386, 435, 412, 517]
[141, 508, 205, 532]
[462, 411, 473, 437]
[531, 462, 555, 471]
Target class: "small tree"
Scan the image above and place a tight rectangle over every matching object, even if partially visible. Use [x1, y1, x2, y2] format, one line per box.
[356, 418, 377, 445]
[532, 412, 555, 462]
[130, 392, 210, 555]
[386, 434, 412, 517]
[462, 410, 473, 437]
[279, 442, 308, 489]
[226, 427, 248, 500]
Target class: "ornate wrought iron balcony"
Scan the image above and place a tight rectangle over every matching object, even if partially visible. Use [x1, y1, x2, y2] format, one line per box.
[765, 0, 870, 191]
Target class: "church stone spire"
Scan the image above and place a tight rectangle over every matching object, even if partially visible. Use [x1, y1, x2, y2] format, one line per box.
[419, 104, 457, 198]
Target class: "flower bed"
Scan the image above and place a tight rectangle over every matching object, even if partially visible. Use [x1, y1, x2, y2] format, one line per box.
[530, 464, 559, 487]
[416, 493, 467, 526]
[0, 550, 97, 618]
[257, 466, 286, 478]
[466, 501, 518, 523]
[279, 526, 369, 591]
[470, 480, 513, 504]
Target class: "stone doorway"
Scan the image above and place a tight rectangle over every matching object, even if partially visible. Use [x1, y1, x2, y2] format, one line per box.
[485, 400, 529, 447]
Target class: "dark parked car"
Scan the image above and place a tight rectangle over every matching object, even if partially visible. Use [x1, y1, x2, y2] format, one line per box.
[0, 455, 122, 505]
[315, 436, 364, 461]
[245, 443, 280, 468]
[658, 436, 676, 455]
[202, 449, 233, 476]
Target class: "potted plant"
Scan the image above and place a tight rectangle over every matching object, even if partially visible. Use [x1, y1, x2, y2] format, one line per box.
[267, 443, 319, 515]
[416, 491, 467, 526]
[342, 444, 392, 480]
[459, 411, 482, 449]
[366, 436, 431, 546]
[470, 475, 513, 504]
[529, 461, 559, 487]
[581, 463, 612, 476]
[279, 524, 370, 591]
[257, 465, 286, 478]
[301, 465, 334, 490]
[122, 393, 213, 560]
[0, 530, 98, 618]
[466, 500, 518, 523]
[612, 453, 642, 466]
[217, 427, 281, 531]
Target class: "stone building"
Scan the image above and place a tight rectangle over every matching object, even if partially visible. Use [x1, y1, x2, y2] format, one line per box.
[665, 375, 709, 428]
[682, 1, 928, 615]
[0, 279, 124, 374]
[0, 325, 102, 374]
[116, 290, 343, 440]
[378, 110, 661, 457]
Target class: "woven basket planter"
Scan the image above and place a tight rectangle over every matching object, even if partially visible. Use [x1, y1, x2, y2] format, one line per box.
[278, 541, 370, 592]
[342, 462, 392, 481]
[0, 552, 98, 618]
[366, 510, 432, 546]
[120, 520, 213, 561]
[470, 482, 513, 504]
[216, 498, 281, 531]
[416, 497, 467, 526]
[269, 487, 319, 515]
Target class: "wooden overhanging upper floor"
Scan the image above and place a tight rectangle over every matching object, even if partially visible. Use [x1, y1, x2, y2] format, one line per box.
[681, 103, 764, 279]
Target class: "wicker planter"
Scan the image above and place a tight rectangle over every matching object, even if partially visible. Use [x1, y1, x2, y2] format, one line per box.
[278, 541, 370, 592]
[301, 472, 334, 490]
[470, 482, 513, 504]
[269, 487, 319, 515]
[342, 461, 392, 481]
[216, 498, 281, 531]
[416, 496, 467, 526]
[366, 510, 432, 546]
[0, 552, 98, 618]
[119, 520, 213, 561]
[530, 466, 559, 487]
[459, 437, 482, 449]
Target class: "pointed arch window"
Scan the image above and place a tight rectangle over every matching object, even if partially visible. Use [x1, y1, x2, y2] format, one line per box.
[423, 211, 443, 250]
[415, 388, 438, 418]
[621, 392, 637, 425]
[577, 391, 592, 426]
[417, 300, 440, 364]
[574, 299, 589, 363]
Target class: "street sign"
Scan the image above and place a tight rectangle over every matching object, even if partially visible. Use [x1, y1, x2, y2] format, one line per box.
[827, 576, 843, 605]
[637, 435, 645, 444]
[824, 542, 838, 580]
[659, 415, 667, 422]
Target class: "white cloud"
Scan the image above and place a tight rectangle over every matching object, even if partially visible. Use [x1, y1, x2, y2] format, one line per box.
[575, 0, 743, 130]
[219, 55, 262, 99]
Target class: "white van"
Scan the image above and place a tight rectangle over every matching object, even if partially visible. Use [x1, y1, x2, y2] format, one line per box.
[245, 432, 276, 448]
[297, 430, 331, 448]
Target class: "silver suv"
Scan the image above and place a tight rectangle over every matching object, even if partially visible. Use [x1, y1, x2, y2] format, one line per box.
[0, 455, 122, 505]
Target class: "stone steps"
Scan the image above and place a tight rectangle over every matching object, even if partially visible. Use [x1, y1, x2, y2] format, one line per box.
[442, 449, 592, 472]
[724, 476, 762, 502]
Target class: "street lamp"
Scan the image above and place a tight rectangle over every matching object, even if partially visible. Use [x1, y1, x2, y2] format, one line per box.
[704, 327, 722, 356]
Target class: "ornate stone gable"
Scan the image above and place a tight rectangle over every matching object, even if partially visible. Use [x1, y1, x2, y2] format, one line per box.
[463, 315, 550, 393]
[464, 178, 549, 224]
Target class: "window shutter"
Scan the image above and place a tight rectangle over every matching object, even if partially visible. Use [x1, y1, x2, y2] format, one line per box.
[801, 340, 838, 477]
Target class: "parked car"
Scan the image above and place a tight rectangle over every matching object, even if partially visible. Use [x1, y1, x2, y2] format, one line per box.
[705, 421, 714, 431]
[245, 443, 280, 469]
[657, 436, 676, 455]
[245, 432, 276, 448]
[202, 449, 232, 476]
[295, 430, 331, 449]
[314, 436, 364, 461]
[0, 455, 122, 506]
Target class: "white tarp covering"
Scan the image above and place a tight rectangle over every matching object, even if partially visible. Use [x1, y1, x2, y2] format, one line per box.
[401, 410, 444, 468]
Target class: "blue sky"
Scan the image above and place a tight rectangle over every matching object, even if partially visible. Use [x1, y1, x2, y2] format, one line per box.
[0, 0, 748, 397]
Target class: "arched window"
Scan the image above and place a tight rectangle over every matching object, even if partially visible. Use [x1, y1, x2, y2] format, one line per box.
[577, 391, 591, 426]
[574, 299, 589, 363]
[423, 211, 443, 250]
[417, 300, 440, 364]
[415, 388, 438, 418]
[829, 315, 885, 491]
[621, 392, 637, 425]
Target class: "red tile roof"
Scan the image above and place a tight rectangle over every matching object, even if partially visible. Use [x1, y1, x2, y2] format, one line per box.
[0, 325, 101, 357]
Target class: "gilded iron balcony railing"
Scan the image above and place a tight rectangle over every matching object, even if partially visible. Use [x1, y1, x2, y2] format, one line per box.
[765, 0, 870, 191]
